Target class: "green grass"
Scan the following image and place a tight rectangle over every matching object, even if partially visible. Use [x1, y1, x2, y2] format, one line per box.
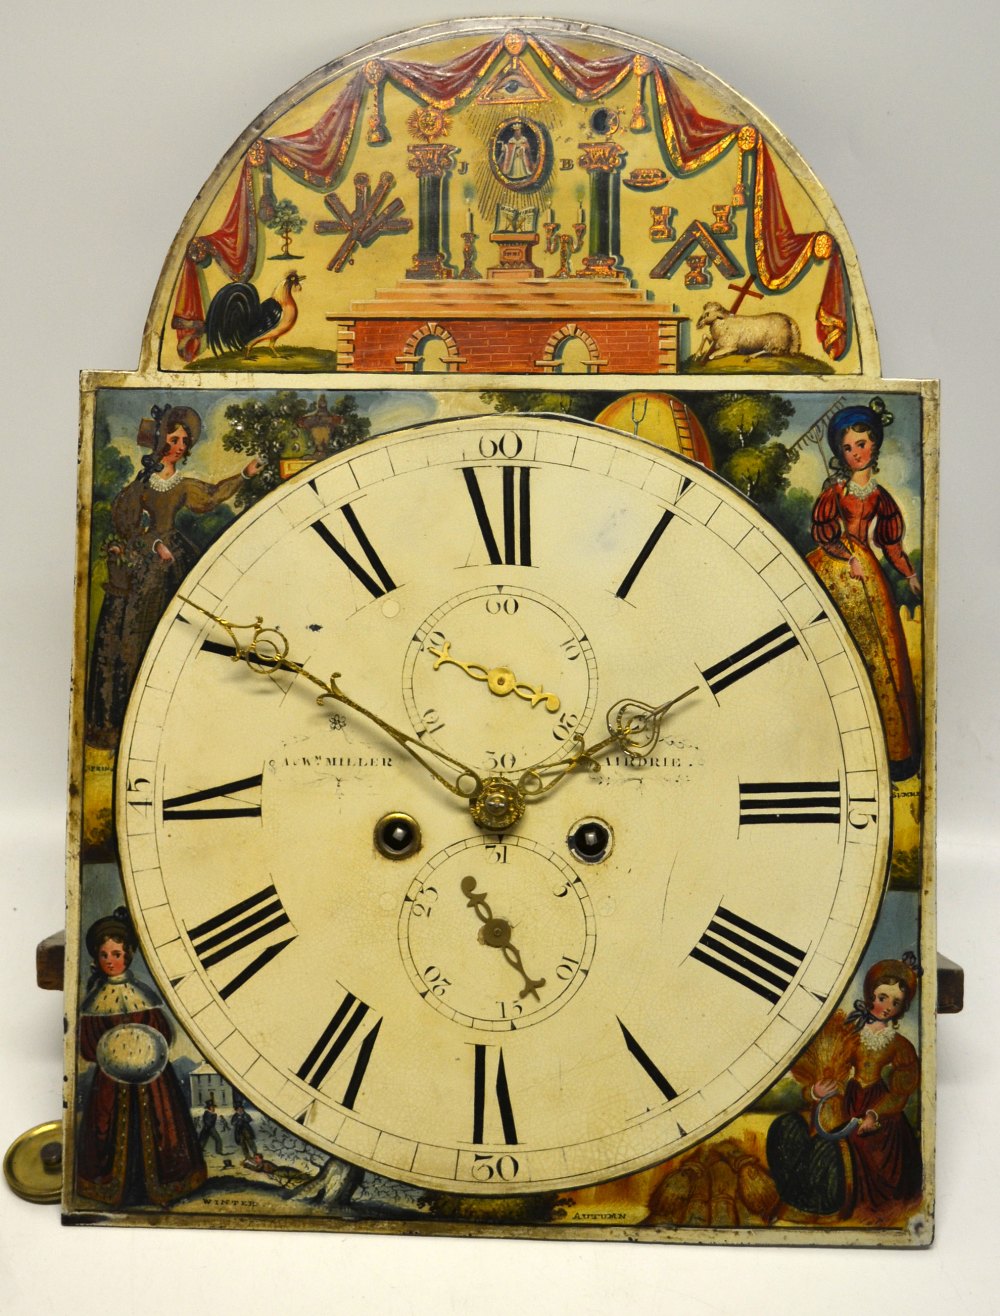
[186, 346, 340, 372]
[682, 352, 836, 375]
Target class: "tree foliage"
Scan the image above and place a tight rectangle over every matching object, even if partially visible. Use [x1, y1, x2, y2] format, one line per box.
[686, 391, 800, 506]
[479, 389, 609, 422]
[221, 391, 372, 508]
[265, 198, 307, 258]
[765, 486, 815, 559]
[691, 392, 794, 456]
[724, 442, 797, 503]
[90, 415, 136, 564]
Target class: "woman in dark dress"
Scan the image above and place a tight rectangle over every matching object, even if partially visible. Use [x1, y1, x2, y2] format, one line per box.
[86, 404, 261, 747]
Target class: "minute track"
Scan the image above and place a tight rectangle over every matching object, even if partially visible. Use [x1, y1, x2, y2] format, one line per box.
[116, 413, 891, 1194]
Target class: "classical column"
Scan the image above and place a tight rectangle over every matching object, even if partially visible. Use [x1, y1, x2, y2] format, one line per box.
[406, 144, 458, 280]
[577, 142, 629, 279]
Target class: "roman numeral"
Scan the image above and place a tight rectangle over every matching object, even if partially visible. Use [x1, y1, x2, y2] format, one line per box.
[690, 906, 806, 1005]
[462, 465, 533, 566]
[187, 884, 295, 1000]
[616, 508, 675, 599]
[739, 781, 841, 826]
[618, 1020, 678, 1102]
[701, 622, 801, 696]
[297, 991, 382, 1110]
[311, 502, 398, 598]
[199, 636, 240, 659]
[472, 1044, 518, 1144]
[162, 773, 263, 821]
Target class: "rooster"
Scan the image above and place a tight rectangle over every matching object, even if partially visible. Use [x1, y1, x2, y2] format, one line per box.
[205, 270, 305, 357]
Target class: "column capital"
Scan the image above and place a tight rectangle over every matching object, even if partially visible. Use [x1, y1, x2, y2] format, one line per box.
[406, 143, 459, 178]
[577, 142, 627, 174]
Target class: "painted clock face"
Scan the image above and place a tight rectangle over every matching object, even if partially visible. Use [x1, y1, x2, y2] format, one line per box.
[116, 414, 890, 1195]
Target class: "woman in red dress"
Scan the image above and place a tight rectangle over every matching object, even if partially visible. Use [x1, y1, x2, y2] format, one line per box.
[812, 956, 923, 1219]
[808, 399, 921, 779]
[767, 954, 923, 1223]
[76, 909, 206, 1207]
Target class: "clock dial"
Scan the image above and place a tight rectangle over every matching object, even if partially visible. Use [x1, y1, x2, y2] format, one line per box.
[402, 584, 598, 770]
[117, 415, 890, 1194]
[398, 835, 596, 1031]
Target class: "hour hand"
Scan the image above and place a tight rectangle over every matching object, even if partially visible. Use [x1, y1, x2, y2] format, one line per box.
[179, 597, 484, 803]
[518, 684, 700, 798]
[603, 689, 701, 754]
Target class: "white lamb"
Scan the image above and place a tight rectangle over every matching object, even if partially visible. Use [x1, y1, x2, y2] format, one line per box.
[696, 300, 801, 362]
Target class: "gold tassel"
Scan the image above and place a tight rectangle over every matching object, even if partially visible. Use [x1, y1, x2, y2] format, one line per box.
[631, 55, 652, 132]
[732, 125, 757, 208]
[364, 60, 388, 144]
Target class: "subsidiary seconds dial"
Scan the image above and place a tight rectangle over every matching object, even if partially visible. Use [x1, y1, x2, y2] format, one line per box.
[403, 584, 598, 771]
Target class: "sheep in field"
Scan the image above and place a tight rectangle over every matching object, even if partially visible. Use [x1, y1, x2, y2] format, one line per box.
[695, 300, 801, 362]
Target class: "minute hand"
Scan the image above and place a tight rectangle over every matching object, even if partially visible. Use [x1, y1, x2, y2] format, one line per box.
[517, 685, 700, 799]
[180, 597, 484, 802]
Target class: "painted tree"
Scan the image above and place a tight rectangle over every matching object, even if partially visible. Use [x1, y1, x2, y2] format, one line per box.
[91, 415, 135, 559]
[696, 392, 795, 456]
[725, 442, 796, 503]
[479, 388, 609, 422]
[689, 391, 799, 505]
[221, 390, 372, 507]
[266, 199, 307, 259]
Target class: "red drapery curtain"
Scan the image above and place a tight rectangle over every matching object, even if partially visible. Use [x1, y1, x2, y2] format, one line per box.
[380, 39, 504, 107]
[171, 157, 258, 362]
[264, 70, 366, 185]
[753, 139, 847, 359]
[172, 33, 850, 362]
[651, 64, 740, 172]
[527, 34, 634, 99]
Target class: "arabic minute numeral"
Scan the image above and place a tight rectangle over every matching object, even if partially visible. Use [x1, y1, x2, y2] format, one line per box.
[477, 433, 524, 459]
[471, 1152, 520, 1183]
[421, 965, 451, 998]
[553, 711, 580, 743]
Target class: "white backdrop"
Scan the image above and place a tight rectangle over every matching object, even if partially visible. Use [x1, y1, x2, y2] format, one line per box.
[1, 3, 996, 1312]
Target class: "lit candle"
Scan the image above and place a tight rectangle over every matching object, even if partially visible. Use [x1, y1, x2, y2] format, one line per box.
[548, 206, 555, 224]
[468, 208, 474, 232]
[579, 204, 586, 225]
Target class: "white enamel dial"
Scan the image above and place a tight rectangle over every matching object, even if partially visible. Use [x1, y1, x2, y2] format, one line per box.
[117, 414, 890, 1195]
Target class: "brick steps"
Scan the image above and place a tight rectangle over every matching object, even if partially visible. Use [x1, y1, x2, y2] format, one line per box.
[342, 278, 671, 320]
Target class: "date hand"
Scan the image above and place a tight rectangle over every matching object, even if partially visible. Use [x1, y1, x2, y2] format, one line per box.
[461, 876, 546, 1002]
[179, 597, 484, 804]
[517, 684, 700, 799]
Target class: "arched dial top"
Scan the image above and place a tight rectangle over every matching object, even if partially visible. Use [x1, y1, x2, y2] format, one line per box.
[117, 414, 890, 1195]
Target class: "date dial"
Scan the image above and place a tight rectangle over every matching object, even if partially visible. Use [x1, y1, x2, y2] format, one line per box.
[402, 585, 597, 773]
[398, 835, 596, 1031]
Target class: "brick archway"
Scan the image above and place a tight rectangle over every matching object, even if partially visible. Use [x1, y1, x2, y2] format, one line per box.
[395, 322, 466, 372]
[536, 323, 607, 373]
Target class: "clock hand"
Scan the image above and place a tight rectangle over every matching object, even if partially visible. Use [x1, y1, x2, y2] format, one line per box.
[179, 597, 484, 804]
[517, 684, 701, 799]
[428, 639, 561, 713]
[460, 875, 546, 1002]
